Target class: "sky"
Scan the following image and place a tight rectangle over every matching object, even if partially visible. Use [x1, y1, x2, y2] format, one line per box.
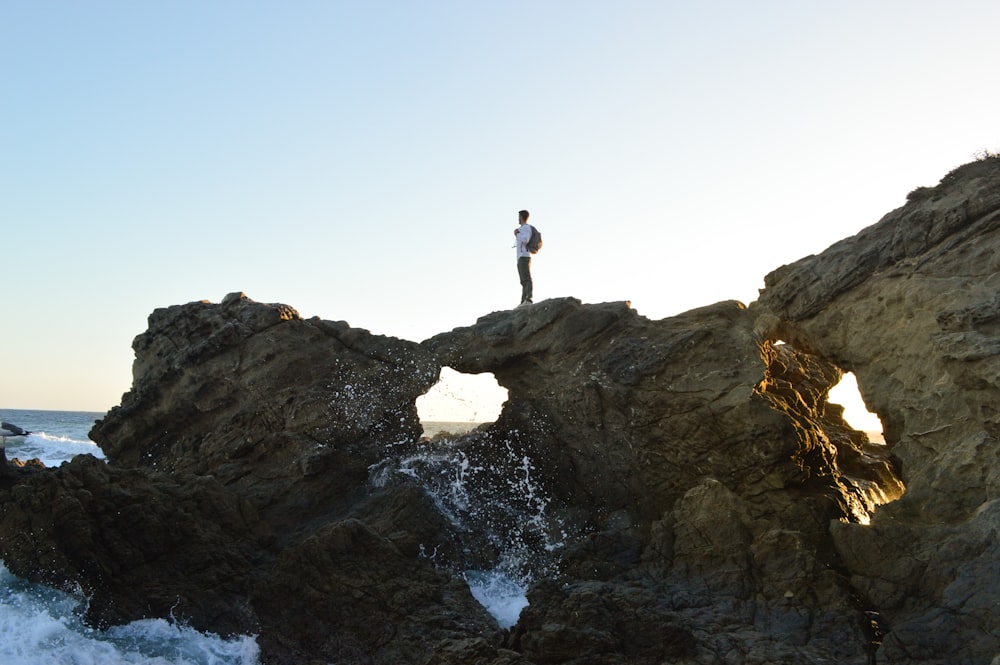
[2, 2, 998, 427]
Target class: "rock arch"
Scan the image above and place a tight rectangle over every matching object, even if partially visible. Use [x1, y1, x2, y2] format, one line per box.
[415, 367, 507, 438]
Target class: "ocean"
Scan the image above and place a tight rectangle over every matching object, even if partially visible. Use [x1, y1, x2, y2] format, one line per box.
[1, 409, 107, 467]
[0, 410, 528, 664]
[0, 409, 261, 665]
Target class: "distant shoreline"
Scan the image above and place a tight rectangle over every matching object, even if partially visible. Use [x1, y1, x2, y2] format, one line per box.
[421, 421, 486, 438]
[1, 408, 104, 415]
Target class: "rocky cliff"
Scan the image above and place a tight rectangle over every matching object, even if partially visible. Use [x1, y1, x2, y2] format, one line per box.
[754, 156, 1000, 663]
[1, 156, 998, 664]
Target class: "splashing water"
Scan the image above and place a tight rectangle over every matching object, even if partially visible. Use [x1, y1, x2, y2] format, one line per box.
[0, 410, 259, 664]
[372, 427, 569, 627]
[464, 570, 529, 629]
[0, 563, 258, 665]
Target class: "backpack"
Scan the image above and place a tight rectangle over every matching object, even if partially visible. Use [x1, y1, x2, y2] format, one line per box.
[527, 225, 543, 254]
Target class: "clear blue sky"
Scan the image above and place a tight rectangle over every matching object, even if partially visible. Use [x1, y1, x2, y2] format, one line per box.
[3, 2, 998, 426]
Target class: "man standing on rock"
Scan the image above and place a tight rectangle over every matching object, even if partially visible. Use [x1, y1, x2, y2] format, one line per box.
[514, 209, 534, 307]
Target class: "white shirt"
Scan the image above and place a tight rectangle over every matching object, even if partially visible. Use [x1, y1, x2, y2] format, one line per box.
[516, 223, 533, 258]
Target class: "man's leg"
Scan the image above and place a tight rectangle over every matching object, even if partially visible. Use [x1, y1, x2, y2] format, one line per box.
[517, 257, 533, 303]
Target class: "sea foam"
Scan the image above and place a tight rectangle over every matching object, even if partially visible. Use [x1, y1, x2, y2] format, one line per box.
[0, 563, 258, 665]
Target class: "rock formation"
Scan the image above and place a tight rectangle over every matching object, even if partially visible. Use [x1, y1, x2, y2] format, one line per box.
[1, 156, 998, 664]
[754, 155, 1000, 663]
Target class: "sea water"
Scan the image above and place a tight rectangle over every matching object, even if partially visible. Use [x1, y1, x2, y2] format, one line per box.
[1, 409, 107, 467]
[0, 409, 260, 665]
[463, 570, 530, 629]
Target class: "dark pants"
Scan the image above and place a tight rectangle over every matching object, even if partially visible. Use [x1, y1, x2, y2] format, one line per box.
[518, 256, 533, 303]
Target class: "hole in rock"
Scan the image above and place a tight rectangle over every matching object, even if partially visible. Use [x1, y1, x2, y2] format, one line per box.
[760, 341, 903, 522]
[828, 372, 884, 443]
[413, 369, 537, 628]
[416, 367, 508, 439]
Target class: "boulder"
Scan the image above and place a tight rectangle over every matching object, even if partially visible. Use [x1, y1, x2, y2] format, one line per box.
[91, 291, 441, 539]
[252, 517, 494, 665]
[0, 454, 261, 635]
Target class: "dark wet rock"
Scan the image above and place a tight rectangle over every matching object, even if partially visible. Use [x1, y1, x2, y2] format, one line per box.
[0, 454, 261, 635]
[252, 518, 495, 665]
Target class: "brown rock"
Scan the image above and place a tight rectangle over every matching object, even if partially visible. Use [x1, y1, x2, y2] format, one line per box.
[755, 155, 1000, 662]
[91, 291, 441, 539]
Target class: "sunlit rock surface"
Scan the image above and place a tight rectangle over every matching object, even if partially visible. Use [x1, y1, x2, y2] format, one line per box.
[0, 157, 998, 664]
[754, 156, 1000, 662]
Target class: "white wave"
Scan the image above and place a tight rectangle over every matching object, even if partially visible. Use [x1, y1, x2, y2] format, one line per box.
[6, 432, 105, 467]
[0, 563, 259, 665]
[465, 570, 529, 629]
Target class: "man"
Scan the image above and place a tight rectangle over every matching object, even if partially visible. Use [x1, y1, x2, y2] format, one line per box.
[514, 209, 534, 307]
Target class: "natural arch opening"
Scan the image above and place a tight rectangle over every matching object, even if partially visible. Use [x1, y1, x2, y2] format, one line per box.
[758, 340, 903, 523]
[828, 372, 884, 443]
[412, 368, 528, 627]
[416, 367, 509, 439]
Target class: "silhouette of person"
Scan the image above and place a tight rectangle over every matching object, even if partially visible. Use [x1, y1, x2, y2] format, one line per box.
[514, 209, 533, 306]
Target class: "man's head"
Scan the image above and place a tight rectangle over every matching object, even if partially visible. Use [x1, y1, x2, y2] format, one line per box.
[518, 210, 530, 224]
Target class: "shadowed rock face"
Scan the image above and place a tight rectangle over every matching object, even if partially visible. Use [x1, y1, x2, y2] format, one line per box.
[0, 158, 998, 664]
[94, 291, 442, 535]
